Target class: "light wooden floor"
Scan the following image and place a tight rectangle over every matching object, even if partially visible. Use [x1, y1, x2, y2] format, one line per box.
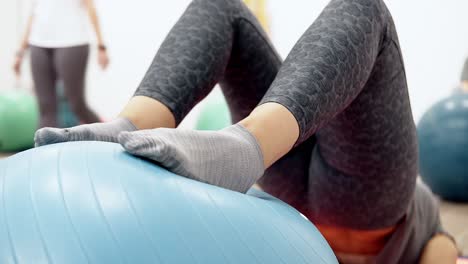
[0, 152, 467, 255]
[440, 199, 468, 255]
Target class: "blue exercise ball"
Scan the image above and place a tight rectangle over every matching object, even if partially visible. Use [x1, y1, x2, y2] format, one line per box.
[418, 93, 468, 202]
[0, 142, 337, 264]
[56, 81, 80, 128]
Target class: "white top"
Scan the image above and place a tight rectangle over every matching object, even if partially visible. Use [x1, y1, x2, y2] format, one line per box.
[29, 0, 91, 48]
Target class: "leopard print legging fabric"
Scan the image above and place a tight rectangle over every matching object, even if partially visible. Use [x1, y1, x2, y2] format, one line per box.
[134, 0, 418, 229]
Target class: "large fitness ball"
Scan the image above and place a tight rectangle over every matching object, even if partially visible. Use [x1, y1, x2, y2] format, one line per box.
[418, 94, 468, 201]
[196, 92, 231, 130]
[0, 90, 39, 152]
[0, 142, 338, 264]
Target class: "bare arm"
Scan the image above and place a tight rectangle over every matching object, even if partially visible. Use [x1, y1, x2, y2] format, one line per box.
[419, 234, 459, 264]
[83, 0, 109, 69]
[19, 13, 34, 52]
[13, 12, 34, 76]
[83, 0, 104, 46]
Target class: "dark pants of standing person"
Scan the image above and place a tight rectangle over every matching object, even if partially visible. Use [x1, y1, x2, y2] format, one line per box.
[30, 45, 100, 128]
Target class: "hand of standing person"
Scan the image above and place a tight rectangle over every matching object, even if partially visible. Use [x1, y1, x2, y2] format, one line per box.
[98, 46, 109, 70]
[13, 13, 34, 76]
[13, 52, 24, 76]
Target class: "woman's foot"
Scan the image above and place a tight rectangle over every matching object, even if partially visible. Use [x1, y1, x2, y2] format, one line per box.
[34, 118, 136, 146]
[118, 124, 265, 193]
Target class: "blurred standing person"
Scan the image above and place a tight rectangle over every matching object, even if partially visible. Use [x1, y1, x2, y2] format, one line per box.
[13, 0, 109, 128]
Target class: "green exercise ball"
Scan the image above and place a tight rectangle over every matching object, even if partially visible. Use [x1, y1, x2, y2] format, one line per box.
[0, 90, 39, 152]
[196, 93, 231, 130]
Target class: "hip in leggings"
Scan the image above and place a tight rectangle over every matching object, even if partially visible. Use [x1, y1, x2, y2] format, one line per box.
[134, 0, 418, 230]
[30, 44, 100, 128]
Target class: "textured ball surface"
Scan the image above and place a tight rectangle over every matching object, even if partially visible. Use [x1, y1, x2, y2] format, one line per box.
[0, 141, 337, 264]
[418, 94, 468, 201]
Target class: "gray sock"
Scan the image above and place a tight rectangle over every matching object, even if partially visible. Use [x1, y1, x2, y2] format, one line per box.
[118, 124, 265, 193]
[34, 118, 137, 147]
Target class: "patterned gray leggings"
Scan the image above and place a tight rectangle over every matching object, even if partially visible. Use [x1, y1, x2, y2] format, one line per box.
[30, 45, 100, 128]
[134, 0, 419, 229]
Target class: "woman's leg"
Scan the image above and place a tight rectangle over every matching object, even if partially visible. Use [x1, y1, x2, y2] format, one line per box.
[117, 0, 285, 193]
[35, 0, 281, 145]
[120, 0, 417, 231]
[54, 45, 100, 124]
[30, 46, 58, 128]
[132, 0, 281, 125]
[119, 0, 393, 191]
[252, 0, 417, 230]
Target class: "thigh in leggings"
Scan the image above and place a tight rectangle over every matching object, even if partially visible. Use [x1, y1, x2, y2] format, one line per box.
[30, 46, 58, 128]
[134, 0, 417, 230]
[260, 0, 417, 229]
[134, 0, 282, 124]
[133, 0, 316, 212]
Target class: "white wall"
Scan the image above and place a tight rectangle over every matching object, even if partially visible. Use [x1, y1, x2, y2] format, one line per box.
[387, 1, 468, 121]
[1, 0, 468, 125]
